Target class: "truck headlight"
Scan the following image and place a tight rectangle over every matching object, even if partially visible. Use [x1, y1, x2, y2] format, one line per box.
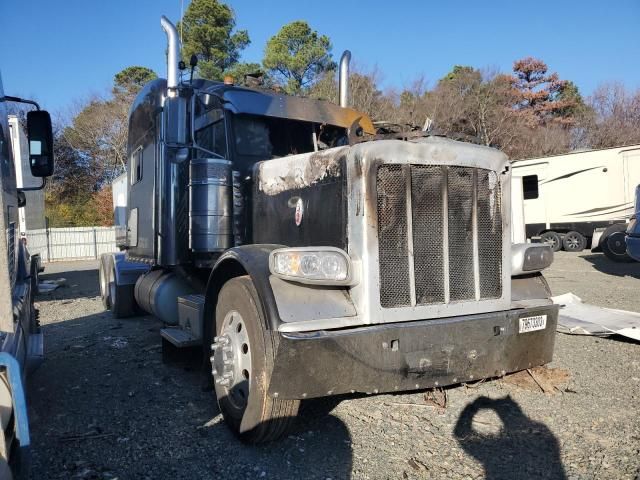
[269, 247, 358, 286]
[511, 243, 553, 276]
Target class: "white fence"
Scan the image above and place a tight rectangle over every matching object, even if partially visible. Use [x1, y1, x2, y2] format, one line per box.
[25, 226, 117, 263]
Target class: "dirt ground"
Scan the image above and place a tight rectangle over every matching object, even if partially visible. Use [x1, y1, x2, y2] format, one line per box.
[26, 252, 640, 480]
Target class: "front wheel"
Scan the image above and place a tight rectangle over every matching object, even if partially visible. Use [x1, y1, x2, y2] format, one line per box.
[602, 226, 634, 262]
[211, 276, 299, 443]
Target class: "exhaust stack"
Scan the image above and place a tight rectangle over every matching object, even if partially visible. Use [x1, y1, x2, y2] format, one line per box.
[160, 15, 181, 90]
[338, 50, 351, 108]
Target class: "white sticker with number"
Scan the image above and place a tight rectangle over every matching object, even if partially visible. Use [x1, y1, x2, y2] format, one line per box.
[519, 315, 547, 333]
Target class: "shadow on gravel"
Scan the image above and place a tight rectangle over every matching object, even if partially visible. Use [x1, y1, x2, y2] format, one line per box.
[38, 265, 100, 301]
[29, 304, 353, 479]
[580, 254, 640, 279]
[454, 396, 566, 480]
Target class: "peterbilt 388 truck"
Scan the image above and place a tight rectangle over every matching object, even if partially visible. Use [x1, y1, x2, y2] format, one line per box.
[99, 16, 558, 443]
[0, 69, 54, 476]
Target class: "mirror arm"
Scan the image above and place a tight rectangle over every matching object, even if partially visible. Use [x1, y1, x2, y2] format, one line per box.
[0, 96, 40, 111]
[18, 178, 46, 192]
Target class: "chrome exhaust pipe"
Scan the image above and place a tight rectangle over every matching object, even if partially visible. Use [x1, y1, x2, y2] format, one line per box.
[160, 15, 180, 90]
[338, 50, 351, 108]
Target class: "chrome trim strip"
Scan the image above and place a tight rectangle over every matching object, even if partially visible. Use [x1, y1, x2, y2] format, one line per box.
[405, 165, 417, 307]
[442, 166, 450, 304]
[472, 168, 480, 300]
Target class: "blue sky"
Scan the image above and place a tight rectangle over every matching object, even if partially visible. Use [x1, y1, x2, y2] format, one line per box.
[1, 0, 638, 114]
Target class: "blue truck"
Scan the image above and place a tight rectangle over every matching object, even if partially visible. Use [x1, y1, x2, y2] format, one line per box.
[0, 70, 55, 478]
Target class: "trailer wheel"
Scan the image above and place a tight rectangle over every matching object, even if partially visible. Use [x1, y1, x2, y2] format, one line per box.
[540, 231, 562, 252]
[211, 276, 299, 443]
[99, 254, 112, 310]
[601, 225, 634, 263]
[562, 231, 586, 252]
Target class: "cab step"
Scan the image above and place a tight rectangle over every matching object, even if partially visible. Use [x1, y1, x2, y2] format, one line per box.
[160, 327, 200, 348]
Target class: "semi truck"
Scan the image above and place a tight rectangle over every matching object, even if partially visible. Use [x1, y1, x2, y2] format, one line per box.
[0, 71, 55, 476]
[99, 16, 558, 443]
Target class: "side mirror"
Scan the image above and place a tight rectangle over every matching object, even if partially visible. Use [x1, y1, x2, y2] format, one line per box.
[26, 110, 54, 177]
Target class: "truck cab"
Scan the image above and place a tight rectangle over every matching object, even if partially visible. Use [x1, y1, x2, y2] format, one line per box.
[100, 16, 558, 443]
[0, 70, 55, 476]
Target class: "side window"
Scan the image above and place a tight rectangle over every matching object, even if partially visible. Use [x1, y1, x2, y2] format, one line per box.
[195, 114, 227, 158]
[130, 147, 143, 185]
[523, 174, 539, 200]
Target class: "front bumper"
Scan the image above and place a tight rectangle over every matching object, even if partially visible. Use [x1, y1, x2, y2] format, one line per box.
[268, 305, 558, 399]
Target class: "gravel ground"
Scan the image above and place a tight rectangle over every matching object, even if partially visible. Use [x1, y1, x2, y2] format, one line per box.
[26, 252, 640, 480]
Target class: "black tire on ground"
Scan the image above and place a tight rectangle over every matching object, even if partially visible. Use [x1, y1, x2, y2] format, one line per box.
[562, 231, 587, 252]
[540, 231, 563, 252]
[99, 254, 112, 310]
[29, 257, 39, 296]
[601, 224, 634, 263]
[109, 262, 136, 318]
[213, 276, 300, 443]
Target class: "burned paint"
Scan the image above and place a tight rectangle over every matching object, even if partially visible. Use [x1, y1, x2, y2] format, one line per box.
[257, 146, 349, 196]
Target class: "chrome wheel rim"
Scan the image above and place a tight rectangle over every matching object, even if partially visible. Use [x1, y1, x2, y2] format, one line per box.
[566, 234, 580, 250]
[211, 310, 251, 409]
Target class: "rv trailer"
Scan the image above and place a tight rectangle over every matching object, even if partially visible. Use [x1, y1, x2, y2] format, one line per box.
[512, 144, 640, 260]
[8, 115, 46, 235]
[98, 15, 559, 443]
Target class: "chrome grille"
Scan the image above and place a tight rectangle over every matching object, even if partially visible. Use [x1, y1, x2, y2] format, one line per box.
[376, 164, 503, 308]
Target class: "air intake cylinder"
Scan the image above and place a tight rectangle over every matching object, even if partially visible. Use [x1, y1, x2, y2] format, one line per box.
[189, 158, 233, 252]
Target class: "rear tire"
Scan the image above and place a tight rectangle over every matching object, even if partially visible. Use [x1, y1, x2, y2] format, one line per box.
[541, 231, 562, 252]
[601, 225, 634, 262]
[212, 276, 299, 443]
[99, 254, 112, 310]
[109, 261, 135, 318]
[562, 231, 586, 252]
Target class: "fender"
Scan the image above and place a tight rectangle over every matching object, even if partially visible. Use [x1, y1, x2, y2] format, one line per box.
[203, 245, 284, 355]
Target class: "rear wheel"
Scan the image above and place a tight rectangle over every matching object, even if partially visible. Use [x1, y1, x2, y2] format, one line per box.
[541, 231, 562, 252]
[562, 231, 587, 252]
[99, 254, 112, 310]
[211, 276, 299, 443]
[601, 225, 634, 262]
[109, 261, 135, 318]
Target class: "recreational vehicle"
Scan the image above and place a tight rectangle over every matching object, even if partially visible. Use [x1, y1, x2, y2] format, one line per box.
[512, 144, 640, 260]
[8, 115, 46, 235]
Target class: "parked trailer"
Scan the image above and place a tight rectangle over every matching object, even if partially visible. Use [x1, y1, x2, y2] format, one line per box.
[99, 16, 558, 443]
[0, 71, 55, 477]
[511, 144, 640, 260]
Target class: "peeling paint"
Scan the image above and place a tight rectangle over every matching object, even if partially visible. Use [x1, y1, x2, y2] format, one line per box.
[258, 146, 349, 196]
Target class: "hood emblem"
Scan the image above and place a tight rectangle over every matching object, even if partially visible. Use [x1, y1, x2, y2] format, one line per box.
[294, 198, 304, 226]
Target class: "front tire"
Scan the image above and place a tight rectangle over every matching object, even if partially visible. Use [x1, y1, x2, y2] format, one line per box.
[601, 225, 633, 262]
[211, 276, 299, 443]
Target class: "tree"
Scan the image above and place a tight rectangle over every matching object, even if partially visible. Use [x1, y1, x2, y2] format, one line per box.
[582, 82, 640, 149]
[263, 21, 334, 94]
[510, 57, 577, 126]
[113, 66, 157, 96]
[178, 0, 250, 81]
[309, 66, 398, 122]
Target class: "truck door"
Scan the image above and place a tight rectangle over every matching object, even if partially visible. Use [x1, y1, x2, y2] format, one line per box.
[623, 149, 640, 213]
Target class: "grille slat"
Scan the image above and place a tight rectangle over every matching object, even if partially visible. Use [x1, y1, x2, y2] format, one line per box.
[376, 165, 411, 307]
[411, 166, 445, 305]
[376, 164, 503, 308]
